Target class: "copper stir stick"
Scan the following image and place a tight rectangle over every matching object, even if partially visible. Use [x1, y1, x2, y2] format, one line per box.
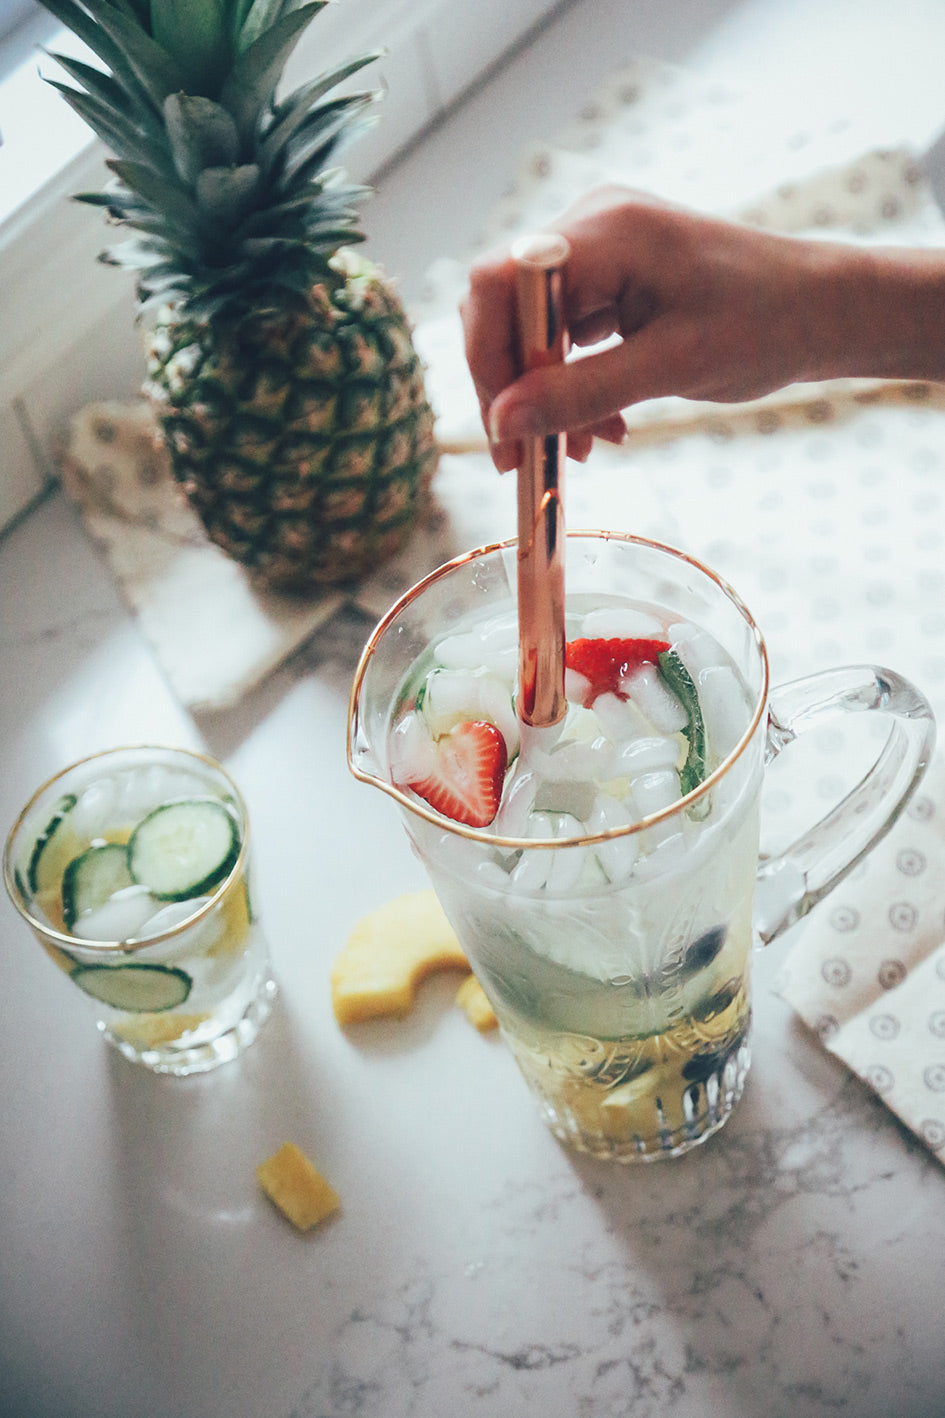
[512, 232, 571, 728]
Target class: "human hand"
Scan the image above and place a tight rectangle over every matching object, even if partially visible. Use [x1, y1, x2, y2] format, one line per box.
[461, 185, 856, 472]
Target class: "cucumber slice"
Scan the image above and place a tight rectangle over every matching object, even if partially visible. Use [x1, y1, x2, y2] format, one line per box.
[128, 797, 239, 902]
[27, 793, 79, 894]
[657, 649, 707, 800]
[70, 962, 192, 1012]
[61, 843, 134, 931]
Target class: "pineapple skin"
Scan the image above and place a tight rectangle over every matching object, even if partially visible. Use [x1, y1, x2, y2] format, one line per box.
[143, 259, 438, 592]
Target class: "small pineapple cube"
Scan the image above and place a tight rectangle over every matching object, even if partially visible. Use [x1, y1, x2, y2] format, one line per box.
[456, 974, 498, 1032]
[331, 890, 470, 1024]
[256, 1142, 340, 1232]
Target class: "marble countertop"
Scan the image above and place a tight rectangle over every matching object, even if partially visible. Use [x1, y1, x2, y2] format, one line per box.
[2, 481, 944, 1418]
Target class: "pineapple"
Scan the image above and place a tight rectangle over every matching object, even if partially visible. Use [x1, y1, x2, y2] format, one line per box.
[40, 0, 438, 591]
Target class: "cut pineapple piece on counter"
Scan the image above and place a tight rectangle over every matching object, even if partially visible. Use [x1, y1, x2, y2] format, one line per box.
[257, 1142, 340, 1232]
[456, 974, 498, 1032]
[331, 890, 470, 1023]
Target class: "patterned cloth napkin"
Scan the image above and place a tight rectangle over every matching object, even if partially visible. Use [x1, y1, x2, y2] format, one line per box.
[777, 752, 945, 1160]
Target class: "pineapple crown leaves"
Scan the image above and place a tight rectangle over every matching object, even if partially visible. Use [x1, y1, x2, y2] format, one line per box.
[38, 0, 384, 317]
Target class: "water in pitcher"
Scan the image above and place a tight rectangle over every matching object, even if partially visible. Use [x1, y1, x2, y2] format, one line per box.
[387, 593, 759, 1160]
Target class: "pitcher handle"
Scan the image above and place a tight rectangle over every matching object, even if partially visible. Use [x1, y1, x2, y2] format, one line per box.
[754, 665, 935, 944]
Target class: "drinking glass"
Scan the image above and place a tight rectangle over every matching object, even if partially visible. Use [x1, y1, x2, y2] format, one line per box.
[4, 745, 276, 1075]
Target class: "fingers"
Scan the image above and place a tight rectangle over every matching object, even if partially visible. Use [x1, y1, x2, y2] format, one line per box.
[462, 193, 657, 471]
[463, 253, 600, 472]
[487, 413, 623, 475]
[461, 255, 519, 412]
[488, 333, 672, 448]
[595, 413, 629, 445]
[487, 427, 598, 474]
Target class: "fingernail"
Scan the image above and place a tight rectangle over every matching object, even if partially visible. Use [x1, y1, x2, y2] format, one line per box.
[599, 427, 628, 447]
[490, 441, 519, 475]
[490, 401, 539, 444]
[487, 404, 504, 446]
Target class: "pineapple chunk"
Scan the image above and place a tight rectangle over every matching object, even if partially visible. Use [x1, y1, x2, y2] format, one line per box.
[257, 1142, 340, 1232]
[331, 890, 470, 1024]
[456, 974, 498, 1032]
[206, 875, 251, 957]
[112, 1012, 211, 1049]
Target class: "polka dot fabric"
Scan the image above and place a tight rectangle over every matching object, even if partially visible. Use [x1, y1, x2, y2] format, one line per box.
[777, 754, 945, 1160]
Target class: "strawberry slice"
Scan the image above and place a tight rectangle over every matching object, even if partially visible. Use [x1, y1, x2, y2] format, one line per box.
[402, 720, 508, 828]
[565, 637, 670, 705]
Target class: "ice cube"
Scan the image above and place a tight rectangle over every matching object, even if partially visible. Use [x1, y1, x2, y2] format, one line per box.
[581, 607, 664, 638]
[591, 692, 650, 747]
[624, 664, 688, 734]
[666, 623, 719, 675]
[588, 793, 639, 882]
[432, 633, 476, 670]
[631, 768, 682, 818]
[697, 664, 750, 759]
[562, 703, 606, 744]
[423, 669, 483, 735]
[70, 777, 119, 840]
[423, 829, 478, 881]
[545, 815, 588, 893]
[636, 824, 689, 875]
[614, 733, 682, 775]
[435, 612, 518, 676]
[420, 660, 516, 760]
[72, 884, 160, 943]
[183, 954, 241, 1011]
[138, 898, 204, 937]
[518, 718, 567, 762]
[494, 766, 538, 836]
[139, 896, 224, 957]
[473, 859, 513, 892]
[509, 813, 556, 891]
[388, 711, 435, 783]
[476, 674, 520, 760]
[564, 666, 592, 706]
[541, 738, 611, 783]
[114, 764, 205, 824]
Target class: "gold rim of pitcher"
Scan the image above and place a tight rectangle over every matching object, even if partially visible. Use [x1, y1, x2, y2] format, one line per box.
[347, 530, 770, 850]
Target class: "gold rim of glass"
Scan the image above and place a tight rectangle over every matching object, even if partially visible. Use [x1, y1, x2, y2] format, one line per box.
[347, 529, 770, 849]
[3, 743, 250, 953]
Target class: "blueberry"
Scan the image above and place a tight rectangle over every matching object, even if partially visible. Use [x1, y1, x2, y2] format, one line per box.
[682, 1030, 746, 1085]
[693, 978, 741, 1022]
[683, 924, 727, 973]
